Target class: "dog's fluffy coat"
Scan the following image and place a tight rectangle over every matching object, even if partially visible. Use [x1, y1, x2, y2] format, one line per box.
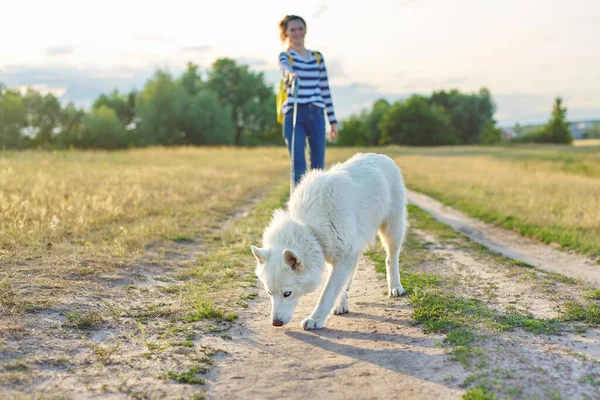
[251, 152, 408, 330]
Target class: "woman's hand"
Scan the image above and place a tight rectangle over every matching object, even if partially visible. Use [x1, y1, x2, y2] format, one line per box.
[328, 123, 338, 142]
[286, 72, 298, 85]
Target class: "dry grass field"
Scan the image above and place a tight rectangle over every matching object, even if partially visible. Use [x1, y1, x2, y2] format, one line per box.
[1, 144, 599, 399]
[381, 144, 600, 260]
[574, 139, 600, 147]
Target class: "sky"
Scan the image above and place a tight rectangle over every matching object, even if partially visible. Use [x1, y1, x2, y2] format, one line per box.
[1, 0, 599, 127]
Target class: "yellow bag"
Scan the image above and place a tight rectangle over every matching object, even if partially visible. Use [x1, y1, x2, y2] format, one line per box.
[276, 51, 321, 125]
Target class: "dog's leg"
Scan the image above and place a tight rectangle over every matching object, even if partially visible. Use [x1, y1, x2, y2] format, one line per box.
[379, 214, 406, 297]
[331, 263, 357, 315]
[301, 254, 357, 330]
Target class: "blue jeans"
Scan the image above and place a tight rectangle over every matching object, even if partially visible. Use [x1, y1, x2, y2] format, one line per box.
[283, 104, 326, 186]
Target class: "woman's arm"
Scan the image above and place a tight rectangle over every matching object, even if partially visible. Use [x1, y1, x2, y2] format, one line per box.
[317, 52, 338, 125]
[278, 52, 295, 82]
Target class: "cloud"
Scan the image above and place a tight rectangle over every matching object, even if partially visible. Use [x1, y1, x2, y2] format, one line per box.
[182, 45, 211, 53]
[17, 83, 66, 98]
[329, 83, 409, 118]
[323, 57, 348, 81]
[133, 33, 172, 43]
[494, 92, 600, 126]
[399, 76, 469, 91]
[236, 57, 268, 68]
[46, 46, 76, 57]
[0, 63, 164, 109]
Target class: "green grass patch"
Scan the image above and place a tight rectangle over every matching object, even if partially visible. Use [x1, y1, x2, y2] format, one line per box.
[410, 288, 563, 335]
[449, 346, 486, 369]
[495, 310, 563, 334]
[64, 310, 106, 330]
[184, 291, 237, 323]
[240, 292, 259, 300]
[584, 289, 600, 300]
[406, 204, 464, 241]
[365, 246, 441, 296]
[443, 329, 477, 346]
[167, 366, 207, 385]
[462, 385, 497, 400]
[561, 301, 600, 325]
[172, 340, 194, 347]
[411, 290, 489, 333]
[168, 234, 195, 243]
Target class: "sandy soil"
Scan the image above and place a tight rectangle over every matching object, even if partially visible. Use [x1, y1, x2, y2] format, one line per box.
[201, 252, 465, 399]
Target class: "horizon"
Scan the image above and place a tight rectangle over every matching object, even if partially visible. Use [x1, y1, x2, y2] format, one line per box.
[1, 0, 599, 127]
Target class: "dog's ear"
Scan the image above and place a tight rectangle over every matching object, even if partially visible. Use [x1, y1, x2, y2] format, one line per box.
[251, 245, 269, 265]
[283, 248, 301, 271]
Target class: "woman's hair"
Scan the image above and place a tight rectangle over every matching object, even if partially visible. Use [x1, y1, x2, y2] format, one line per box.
[279, 15, 306, 42]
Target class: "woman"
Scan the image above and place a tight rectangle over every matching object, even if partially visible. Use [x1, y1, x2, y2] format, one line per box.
[278, 14, 338, 186]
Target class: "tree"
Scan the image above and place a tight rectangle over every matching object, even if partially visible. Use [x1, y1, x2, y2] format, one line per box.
[206, 58, 278, 145]
[0, 84, 27, 149]
[365, 98, 391, 145]
[429, 87, 496, 144]
[337, 112, 370, 146]
[177, 62, 204, 97]
[180, 90, 235, 145]
[379, 96, 457, 146]
[137, 69, 186, 146]
[176, 63, 237, 145]
[544, 97, 572, 144]
[81, 106, 127, 149]
[479, 120, 502, 145]
[22, 88, 61, 148]
[93, 88, 137, 128]
[53, 102, 87, 149]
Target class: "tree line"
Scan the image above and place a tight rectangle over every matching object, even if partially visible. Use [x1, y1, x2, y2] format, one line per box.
[1, 58, 573, 150]
[0, 58, 280, 150]
[337, 91, 573, 147]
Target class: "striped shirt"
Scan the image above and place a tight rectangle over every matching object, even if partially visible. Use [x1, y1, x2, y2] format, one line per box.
[278, 49, 338, 125]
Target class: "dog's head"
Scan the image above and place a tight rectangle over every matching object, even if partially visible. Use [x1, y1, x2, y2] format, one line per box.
[251, 245, 322, 327]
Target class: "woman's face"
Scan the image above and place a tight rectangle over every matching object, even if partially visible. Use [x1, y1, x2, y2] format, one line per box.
[286, 19, 306, 45]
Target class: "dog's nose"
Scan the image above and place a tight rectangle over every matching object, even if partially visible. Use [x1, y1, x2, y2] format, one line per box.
[272, 319, 284, 327]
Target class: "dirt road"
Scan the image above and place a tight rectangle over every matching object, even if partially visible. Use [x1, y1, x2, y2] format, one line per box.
[407, 189, 600, 285]
[202, 253, 465, 399]
[202, 198, 600, 400]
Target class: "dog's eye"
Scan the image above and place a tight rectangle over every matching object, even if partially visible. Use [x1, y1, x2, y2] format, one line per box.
[283, 291, 292, 298]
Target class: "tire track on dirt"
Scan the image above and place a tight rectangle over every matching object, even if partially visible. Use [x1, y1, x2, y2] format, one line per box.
[407, 189, 600, 285]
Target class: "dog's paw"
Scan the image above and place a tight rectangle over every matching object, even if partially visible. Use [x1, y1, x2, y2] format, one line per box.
[389, 285, 406, 297]
[331, 294, 350, 315]
[301, 316, 325, 330]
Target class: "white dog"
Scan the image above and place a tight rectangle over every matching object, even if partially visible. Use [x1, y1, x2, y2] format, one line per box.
[251, 152, 408, 330]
